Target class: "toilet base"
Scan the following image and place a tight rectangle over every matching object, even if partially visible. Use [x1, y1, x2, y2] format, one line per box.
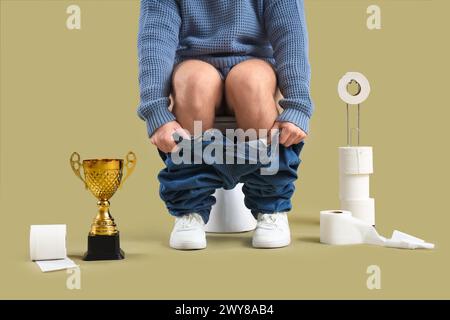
[205, 184, 257, 233]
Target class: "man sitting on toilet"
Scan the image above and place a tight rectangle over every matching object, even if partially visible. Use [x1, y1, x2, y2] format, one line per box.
[137, 0, 314, 250]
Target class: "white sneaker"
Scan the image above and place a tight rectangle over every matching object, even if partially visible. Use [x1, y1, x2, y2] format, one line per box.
[169, 213, 207, 250]
[252, 212, 291, 248]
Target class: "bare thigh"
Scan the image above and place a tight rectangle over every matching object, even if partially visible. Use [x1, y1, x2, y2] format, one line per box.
[225, 59, 279, 132]
[171, 60, 223, 134]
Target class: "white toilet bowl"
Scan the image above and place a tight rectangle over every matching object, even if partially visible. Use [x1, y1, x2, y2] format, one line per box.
[205, 116, 257, 233]
[206, 184, 256, 233]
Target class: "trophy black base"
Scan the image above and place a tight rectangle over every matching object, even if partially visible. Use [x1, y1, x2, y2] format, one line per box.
[83, 232, 125, 261]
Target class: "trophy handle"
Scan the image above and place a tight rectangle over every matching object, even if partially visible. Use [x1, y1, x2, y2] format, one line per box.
[70, 152, 87, 189]
[119, 151, 137, 189]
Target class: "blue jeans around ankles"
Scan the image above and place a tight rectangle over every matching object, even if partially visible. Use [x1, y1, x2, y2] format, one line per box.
[157, 136, 305, 224]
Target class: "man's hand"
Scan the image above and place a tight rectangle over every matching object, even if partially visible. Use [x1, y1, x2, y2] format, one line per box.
[271, 121, 307, 147]
[150, 121, 190, 153]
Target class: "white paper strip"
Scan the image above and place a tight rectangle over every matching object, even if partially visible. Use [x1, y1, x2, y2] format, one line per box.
[35, 258, 78, 272]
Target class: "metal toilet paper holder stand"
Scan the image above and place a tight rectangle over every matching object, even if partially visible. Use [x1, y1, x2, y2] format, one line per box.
[338, 72, 371, 146]
[346, 80, 362, 146]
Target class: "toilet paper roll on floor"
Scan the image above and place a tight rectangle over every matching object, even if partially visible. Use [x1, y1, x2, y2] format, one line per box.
[320, 210, 367, 245]
[339, 147, 373, 175]
[30, 224, 67, 261]
[339, 174, 370, 200]
[319, 210, 434, 249]
[30, 225, 77, 272]
[340, 198, 375, 225]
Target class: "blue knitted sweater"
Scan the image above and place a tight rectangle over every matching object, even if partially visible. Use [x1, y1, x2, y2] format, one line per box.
[137, 0, 314, 137]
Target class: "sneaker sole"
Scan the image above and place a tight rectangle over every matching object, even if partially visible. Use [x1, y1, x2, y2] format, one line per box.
[252, 238, 290, 249]
[170, 240, 207, 250]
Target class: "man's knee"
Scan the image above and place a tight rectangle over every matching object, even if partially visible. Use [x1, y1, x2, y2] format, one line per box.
[172, 61, 222, 114]
[225, 59, 276, 103]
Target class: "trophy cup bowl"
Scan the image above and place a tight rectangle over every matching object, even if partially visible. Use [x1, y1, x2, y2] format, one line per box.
[70, 151, 136, 261]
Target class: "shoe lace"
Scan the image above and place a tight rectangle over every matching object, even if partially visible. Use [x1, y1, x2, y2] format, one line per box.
[177, 213, 202, 229]
[258, 213, 280, 228]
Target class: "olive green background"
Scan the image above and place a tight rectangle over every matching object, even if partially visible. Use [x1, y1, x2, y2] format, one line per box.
[1, 0, 449, 299]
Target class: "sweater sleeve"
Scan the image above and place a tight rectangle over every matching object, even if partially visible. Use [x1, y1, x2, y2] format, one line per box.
[264, 0, 314, 134]
[137, 0, 181, 137]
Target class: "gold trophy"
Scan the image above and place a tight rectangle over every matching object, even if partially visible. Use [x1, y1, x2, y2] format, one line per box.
[70, 151, 136, 261]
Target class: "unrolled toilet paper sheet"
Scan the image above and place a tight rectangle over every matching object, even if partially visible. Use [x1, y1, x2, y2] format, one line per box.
[35, 258, 77, 272]
[385, 230, 435, 250]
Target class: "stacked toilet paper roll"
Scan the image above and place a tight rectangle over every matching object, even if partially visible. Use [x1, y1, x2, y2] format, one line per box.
[339, 146, 375, 225]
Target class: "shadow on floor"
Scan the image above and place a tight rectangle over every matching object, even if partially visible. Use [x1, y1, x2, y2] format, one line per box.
[206, 233, 253, 248]
[297, 235, 321, 244]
